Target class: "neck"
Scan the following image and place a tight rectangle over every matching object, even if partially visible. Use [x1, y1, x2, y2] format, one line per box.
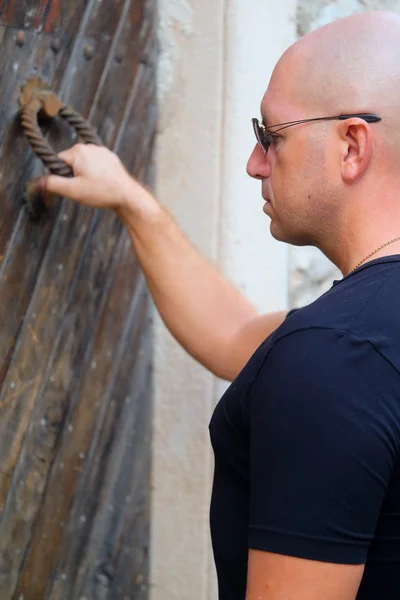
[319, 197, 400, 276]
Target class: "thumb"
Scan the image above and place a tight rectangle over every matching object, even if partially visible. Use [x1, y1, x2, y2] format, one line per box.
[41, 174, 80, 200]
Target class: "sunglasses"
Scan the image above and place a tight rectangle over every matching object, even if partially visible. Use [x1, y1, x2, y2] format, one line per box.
[252, 113, 382, 153]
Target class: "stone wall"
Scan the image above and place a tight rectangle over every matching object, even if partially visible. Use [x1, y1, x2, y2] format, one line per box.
[298, 0, 400, 37]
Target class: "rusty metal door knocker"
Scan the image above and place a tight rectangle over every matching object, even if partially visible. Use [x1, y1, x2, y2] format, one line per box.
[19, 76, 102, 217]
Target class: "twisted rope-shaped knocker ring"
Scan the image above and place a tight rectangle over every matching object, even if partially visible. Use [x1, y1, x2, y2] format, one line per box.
[19, 76, 102, 217]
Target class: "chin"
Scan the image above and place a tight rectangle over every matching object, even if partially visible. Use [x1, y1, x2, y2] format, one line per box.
[270, 221, 311, 246]
[269, 221, 287, 243]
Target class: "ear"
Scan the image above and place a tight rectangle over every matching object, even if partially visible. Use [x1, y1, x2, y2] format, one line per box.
[338, 118, 373, 182]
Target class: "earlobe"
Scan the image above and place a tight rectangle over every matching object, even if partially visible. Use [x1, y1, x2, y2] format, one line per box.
[341, 120, 372, 183]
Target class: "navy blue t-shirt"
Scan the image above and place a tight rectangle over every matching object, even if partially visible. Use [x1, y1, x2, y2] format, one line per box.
[209, 256, 400, 600]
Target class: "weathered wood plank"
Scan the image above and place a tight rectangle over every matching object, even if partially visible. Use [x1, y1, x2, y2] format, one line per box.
[52, 30, 157, 596]
[54, 0, 126, 120]
[0, 0, 155, 505]
[0, 0, 124, 257]
[46, 283, 151, 598]
[110, 469, 151, 600]
[43, 37, 157, 598]
[116, 0, 158, 177]
[0, 27, 43, 245]
[0, 215, 126, 598]
[0, 7, 157, 596]
[0, 208, 96, 596]
[0, 0, 66, 34]
[0, 1, 95, 394]
[94, 0, 146, 145]
[0, 0, 156, 596]
[102, 370, 152, 600]
[0, 0, 108, 271]
[9, 249, 144, 599]
[0, 0, 129, 512]
[0, 0, 94, 142]
[118, 63, 157, 179]
[56, 76, 156, 600]
[86, 440, 151, 600]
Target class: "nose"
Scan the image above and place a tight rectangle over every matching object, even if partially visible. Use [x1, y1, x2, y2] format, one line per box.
[246, 144, 271, 180]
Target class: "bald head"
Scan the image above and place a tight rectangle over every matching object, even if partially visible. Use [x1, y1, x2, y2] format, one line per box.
[248, 11, 400, 270]
[270, 11, 400, 123]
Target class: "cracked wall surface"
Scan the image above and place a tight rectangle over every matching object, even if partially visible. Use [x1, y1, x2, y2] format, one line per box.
[298, 0, 400, 35]
[291, 0, 400, 308]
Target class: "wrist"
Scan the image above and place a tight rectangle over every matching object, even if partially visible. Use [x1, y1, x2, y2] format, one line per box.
[116, 177, 162, 229]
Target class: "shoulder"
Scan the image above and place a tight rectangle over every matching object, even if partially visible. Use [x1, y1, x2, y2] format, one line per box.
[265, 325, 380, 376]
[249, 326, 400, 435]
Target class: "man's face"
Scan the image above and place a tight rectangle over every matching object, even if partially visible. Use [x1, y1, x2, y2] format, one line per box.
[247, 84, 338, 247]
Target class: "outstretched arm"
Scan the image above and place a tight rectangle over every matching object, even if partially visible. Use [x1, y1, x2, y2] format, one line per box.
[43, 144, 288, 381]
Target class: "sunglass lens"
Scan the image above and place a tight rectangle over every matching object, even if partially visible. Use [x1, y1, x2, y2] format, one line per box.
[252, 118, 269, 152]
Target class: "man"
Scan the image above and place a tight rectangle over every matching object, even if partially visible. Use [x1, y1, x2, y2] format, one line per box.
[42, 10, 400, 600]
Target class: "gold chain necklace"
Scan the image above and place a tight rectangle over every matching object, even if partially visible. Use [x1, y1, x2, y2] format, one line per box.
[350, 237, 400, 273]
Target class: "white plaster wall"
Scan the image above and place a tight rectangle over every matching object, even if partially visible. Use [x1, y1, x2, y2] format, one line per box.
[219, 1, 296, 314]
[215, 0, 297, 403]
[153, 1, 296, 599]
[152, 2, 225, 599]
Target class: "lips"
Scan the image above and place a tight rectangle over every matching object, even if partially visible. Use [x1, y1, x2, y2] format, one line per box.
[262, 196, 273, 216]
[262, 190, 271, 202]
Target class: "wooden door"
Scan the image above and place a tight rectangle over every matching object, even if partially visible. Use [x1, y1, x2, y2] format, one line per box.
[0, 1, 156, 598]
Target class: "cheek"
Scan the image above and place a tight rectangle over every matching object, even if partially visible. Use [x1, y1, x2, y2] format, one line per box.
[269, 138, 315, 211]
[276, 161, 307, 210]
[296, 141, 327, 200]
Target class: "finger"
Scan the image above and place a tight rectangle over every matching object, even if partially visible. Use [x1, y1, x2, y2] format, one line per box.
[57, 145, 81, 165]
[41, 174, 80, 200]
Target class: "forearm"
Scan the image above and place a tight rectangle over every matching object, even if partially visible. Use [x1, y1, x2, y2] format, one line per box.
[117, 191, 259, 380]
[42, 145, 270, 380]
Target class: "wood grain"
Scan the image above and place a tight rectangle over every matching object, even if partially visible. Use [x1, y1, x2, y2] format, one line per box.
[0, 0, 64, 33]
[0, 0, 156, 597]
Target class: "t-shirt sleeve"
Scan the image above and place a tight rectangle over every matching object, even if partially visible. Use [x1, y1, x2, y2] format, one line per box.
[285, 308, 299, 319]
[248, 327, 400, 564]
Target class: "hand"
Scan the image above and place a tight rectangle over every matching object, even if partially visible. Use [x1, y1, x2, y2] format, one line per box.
[40, 144, 149, 212]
